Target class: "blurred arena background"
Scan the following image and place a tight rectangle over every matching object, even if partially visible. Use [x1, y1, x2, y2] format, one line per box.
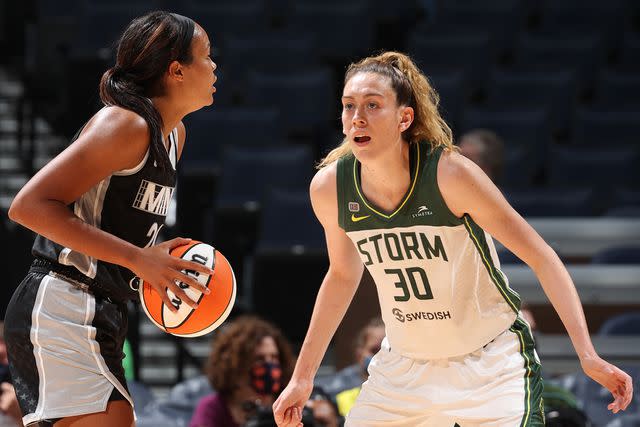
[0, 0, 639, 425]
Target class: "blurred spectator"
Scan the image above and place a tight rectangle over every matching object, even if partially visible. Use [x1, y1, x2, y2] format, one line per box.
[457, 129, 505, 184]
[0, 322, 22, 427]
[317, 317, 385, 417]
[299, 387, 340, 427]
[190, 315, 295, 427]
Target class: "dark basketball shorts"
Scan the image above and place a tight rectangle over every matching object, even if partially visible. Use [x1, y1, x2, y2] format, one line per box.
[4, 262, 133, 425]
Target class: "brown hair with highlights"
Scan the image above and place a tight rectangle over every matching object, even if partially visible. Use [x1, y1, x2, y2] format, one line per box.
[319, 51, 454, 168]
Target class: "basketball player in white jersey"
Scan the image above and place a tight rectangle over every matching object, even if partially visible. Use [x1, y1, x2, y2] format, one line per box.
[5, 12, 217, 427]
[273, 52, 633, 426]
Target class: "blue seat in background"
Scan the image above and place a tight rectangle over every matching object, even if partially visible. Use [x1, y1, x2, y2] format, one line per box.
[546, 146, 640, 191]
[215, 145, 313, 209]
[246, 67, 335, 138]
[501, 144, 539, 188]
[616, 33, 640, 71]
[177, 106, 284, 239]
[220, 32, 319, 103]
[534, 0, 628, 51]
[484, 70, 577, 135]
[288, 1, 374, 63]
[255, 188, 325, 254]
[593, 70, 640, 110]
[461, 108, 551, 179]
[427, 70, 466, 131]
[430, 0, 528, 56]
[513, 34, 606, 90]
[251, 188, 328, 344]
[572, 109, 640, 147]
[407, 33, 492, 94]
[591, 247, 640, 265]
[503, 188, 597, 217]
[180, 107, 284, 176]
[75, 3, 161, 55]
[207, 145, 314, 293]
[183, 0, 270, 40]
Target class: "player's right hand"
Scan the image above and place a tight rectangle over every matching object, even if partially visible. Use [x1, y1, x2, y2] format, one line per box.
[273, 378, 313, 427]
[129, 237, 215, 311]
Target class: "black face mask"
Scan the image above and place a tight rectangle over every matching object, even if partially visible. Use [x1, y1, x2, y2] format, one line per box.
[0, 363, 11, 384]
[249, 361, 282, 395]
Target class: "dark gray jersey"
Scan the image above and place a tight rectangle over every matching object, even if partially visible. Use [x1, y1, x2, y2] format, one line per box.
[32, 127, 179, 301]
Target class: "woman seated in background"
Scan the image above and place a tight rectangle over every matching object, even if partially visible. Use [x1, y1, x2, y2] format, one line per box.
[190, 315, 295, 427]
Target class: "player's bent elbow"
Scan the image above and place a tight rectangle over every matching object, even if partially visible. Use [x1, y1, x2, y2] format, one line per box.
[7, 195, 25, 225]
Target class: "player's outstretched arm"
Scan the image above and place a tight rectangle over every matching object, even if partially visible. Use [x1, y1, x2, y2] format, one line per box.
[273, 164, 364, 427]
[438, 150, 633, 413]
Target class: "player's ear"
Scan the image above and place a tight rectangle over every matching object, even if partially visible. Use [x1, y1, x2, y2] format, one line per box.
[399, 106, 414, 132]
[168, 60, 184, 82]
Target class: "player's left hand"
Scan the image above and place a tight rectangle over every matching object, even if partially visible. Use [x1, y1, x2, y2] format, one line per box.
[580, 355, 633, 413]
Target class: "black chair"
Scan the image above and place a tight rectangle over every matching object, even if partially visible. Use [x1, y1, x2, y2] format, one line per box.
[288, 1, 375, 63]
[176, 107, 285, 237]
[251, 188, 327, 344]
[427, 70, 466, 131]
[504, 188, 598, 217]
[407, 33, 492, 94]
[184, 0, 270, 41]
[546, 146, 640, 192]
[246, 67, 335, 139]
[461, 108, 551, 182]
[180, 107, 284, 176]
[485, 69, 577, 135]
[220, 31, 319, 103]
[534, 0, 628, 51]
[206, 145, 314, 296]
[513, 34, 606, 90]
[593, 70, 640, 111]
[572, 109, 640, 147]
[429, 0, 528, 56]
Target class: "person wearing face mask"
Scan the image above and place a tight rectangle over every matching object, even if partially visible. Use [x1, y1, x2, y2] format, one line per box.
[190, 316, 295, 427]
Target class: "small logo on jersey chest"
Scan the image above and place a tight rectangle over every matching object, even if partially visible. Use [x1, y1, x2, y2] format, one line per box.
[348, 202, 360, 212]
[412, 205, 433, 218]
[133, 180, 174, 216]
[351, 213, 370, 222]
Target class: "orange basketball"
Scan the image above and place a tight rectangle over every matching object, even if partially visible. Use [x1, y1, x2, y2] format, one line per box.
[139, 241, 236, 337]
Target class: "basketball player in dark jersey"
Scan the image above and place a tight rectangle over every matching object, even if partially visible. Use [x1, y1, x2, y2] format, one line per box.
[274, 52, 633, 426]
[4, 11, 217, 427]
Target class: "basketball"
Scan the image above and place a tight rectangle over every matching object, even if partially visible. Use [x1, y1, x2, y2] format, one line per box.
[139, 241, 236, 337]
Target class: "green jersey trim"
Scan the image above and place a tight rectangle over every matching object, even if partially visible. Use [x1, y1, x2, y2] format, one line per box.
[510, 317, 545, 426]
[352, 143, 420, 220]
[463, 215, 521, 313]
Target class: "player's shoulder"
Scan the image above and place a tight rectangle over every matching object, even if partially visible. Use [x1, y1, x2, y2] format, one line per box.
[437, 148, 478, 187]
[85, 106, 150, 145]
[310, 162, 338, 201]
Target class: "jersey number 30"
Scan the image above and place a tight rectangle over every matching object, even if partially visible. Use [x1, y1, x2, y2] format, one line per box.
[385, 267, 433, 301]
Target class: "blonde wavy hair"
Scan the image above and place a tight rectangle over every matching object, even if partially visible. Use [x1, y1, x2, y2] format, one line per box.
[318, 51, 454, 168]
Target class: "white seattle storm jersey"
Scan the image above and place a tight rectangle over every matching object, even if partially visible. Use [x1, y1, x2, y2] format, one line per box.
[336, 141, 520, 359]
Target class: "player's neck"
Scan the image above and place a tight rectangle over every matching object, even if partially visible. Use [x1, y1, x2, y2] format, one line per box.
[150, 96, 185, 144]
[360, 141, 411, 209]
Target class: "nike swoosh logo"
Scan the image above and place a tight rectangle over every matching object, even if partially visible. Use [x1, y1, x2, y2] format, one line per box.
[351, 214, 371, 222]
